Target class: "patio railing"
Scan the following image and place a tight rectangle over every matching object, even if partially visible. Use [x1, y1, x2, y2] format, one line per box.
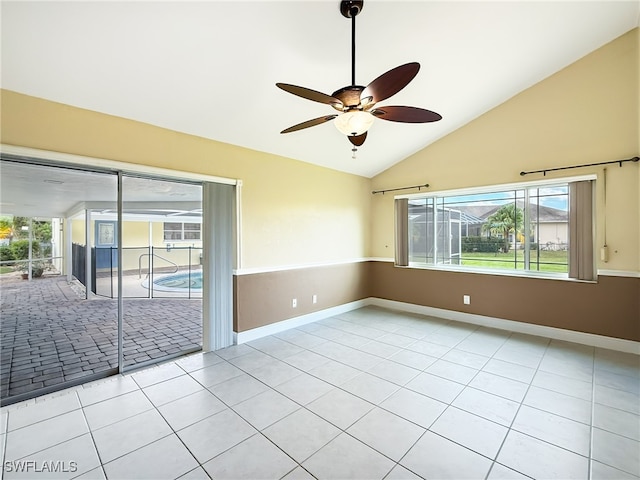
[81, 245, 203, 299]
[138, 253, 178, 279]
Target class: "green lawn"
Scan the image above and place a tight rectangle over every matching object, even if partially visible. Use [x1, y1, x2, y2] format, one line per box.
[460, 250, 568, 272]
[410, 250, 568, 273]
[0, 266, 14, 274]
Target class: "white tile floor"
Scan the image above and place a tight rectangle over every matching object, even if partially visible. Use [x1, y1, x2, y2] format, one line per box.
[1, 306, 639, 480]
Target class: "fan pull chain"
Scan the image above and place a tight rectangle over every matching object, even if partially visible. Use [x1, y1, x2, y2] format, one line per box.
[352, 146, 357, 159]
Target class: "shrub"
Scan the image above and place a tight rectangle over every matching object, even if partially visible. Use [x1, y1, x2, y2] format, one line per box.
[0, 245, 14, 264]
[13, 259, 48, 276]
[462, 236, 504, 253]
[9, 239, 40, 260]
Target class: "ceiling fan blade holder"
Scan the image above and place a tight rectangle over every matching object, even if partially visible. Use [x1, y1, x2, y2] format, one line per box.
[276, 83, 343, 109]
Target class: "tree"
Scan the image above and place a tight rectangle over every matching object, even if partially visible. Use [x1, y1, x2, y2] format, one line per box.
[9, 217, 52, 243]
[0, 217, 12, 240]
[11, 216, 29, 240]
[482, 204, 523, 253]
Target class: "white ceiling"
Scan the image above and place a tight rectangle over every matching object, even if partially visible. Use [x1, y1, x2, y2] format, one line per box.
[1, 1, 639, 178]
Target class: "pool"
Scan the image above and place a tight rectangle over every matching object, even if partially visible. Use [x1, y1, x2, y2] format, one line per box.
[147, 271, 203, 292]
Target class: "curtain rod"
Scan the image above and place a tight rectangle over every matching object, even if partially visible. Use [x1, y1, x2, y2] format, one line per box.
[372, 183, 429, 195]
[520, 156, 639, 176]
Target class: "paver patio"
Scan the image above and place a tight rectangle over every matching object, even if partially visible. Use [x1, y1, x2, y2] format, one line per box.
[0, 274, 202, 402]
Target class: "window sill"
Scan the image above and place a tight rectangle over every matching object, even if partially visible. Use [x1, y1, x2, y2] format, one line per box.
[162, 241, 202, 245]
[401, 262, 597, 283]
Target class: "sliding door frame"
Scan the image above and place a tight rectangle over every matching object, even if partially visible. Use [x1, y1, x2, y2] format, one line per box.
[1, 145, 238, 401]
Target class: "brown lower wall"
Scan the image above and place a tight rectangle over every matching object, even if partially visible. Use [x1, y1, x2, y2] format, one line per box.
[370, 261, 640, 342]
[234, 260, 639, 342]
[233, 262, 371, 332]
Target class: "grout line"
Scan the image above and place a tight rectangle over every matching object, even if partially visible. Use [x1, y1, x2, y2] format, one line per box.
[1, 392, 95, 477]
[588, 348, 596, 480]
[131, 375, 209, 479]
[174, 347, 315, 474]
[75, 390, 109, 480]
[483, 334, 551, 479]
[418, 329, 513, 480]
[0, 428, 6, 480]
[217, 328, 416, 476]
[282, 313, 519, 478]
[480, 332, 548, 479]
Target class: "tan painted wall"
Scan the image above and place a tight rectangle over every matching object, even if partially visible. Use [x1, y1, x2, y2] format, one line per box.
[372, 29, 639, 274]
[122, 221, 150, 248]
[71, 218, 84, 245]
[0, 91, 372, 270]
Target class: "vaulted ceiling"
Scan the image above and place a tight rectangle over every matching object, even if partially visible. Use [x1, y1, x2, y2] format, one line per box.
[2, 1, 639, 178]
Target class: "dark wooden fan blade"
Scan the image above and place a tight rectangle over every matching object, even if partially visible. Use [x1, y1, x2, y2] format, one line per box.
[372, 106, 442, 123]
[361, 63, 420, 104]
[281, 115, 338, 134]
[276, 83, 343, 108]
[348, 132, 367, 146]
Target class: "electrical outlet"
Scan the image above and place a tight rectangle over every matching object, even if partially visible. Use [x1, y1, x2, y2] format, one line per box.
[463, 295, 471, 305]
[292, 298, 297, 308]
[312, 294, 317, 304]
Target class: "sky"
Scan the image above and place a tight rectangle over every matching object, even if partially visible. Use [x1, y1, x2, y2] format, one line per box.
[410, 185, 569, 212]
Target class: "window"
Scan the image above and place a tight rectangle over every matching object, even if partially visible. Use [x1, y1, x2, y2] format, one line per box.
[163, 222, 201, 241]
[398, 179, 594, 279]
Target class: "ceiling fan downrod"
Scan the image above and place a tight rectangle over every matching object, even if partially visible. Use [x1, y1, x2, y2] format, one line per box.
[340, 0, 363, 87]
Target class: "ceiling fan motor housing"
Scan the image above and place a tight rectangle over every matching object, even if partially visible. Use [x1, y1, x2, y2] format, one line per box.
[331, 85, 366, 111]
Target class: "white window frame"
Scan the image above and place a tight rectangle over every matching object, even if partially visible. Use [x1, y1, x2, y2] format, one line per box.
[397, 174, 596, 281]
[163, 222, 202, 242]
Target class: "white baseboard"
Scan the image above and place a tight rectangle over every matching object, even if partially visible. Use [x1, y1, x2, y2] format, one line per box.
[369, 298, 640, 355]
[235, 297, 639, 355]
[234, 299, 370, 344]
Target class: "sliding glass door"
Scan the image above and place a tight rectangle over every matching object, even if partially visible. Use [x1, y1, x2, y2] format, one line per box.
[0, 160, 119, 404]
[0, 158, 207, 405]
[120, 175, 203, 370]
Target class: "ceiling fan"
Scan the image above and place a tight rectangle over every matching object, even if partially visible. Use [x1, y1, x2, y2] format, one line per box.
[276, 0, 442, 154]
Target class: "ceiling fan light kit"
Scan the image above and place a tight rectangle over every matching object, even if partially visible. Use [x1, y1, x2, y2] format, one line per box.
[334, 110, 375, 136]
[276, 0, 442, 157]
